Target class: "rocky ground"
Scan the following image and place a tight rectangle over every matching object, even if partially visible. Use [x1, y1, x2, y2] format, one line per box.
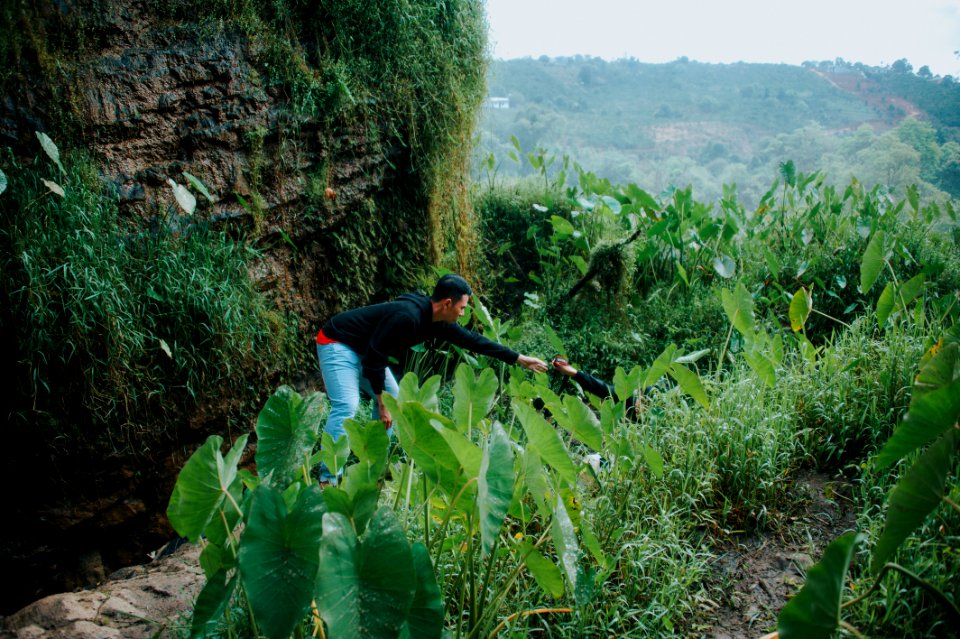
[0, 543, 202, 639]
[696, 471, 858, 638]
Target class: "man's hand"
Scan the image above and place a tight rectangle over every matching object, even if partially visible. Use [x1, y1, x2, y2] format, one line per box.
[376, 394, 393, 429]
[516, 354, 548, 373]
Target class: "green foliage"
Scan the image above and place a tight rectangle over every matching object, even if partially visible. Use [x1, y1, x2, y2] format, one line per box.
[167, 434, 247, 543]
[255, 386, 325, 489]
[239, 484, 326, 639]
[476, 57, 960, 205]
[0, 143, 298, 454]
[778, 532, 863, 639]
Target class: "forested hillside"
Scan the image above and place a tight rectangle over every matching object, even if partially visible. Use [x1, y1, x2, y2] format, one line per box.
[477, 57, 960, 205]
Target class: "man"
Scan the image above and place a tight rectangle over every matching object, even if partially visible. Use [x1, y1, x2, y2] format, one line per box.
[315, 274, 547, 482]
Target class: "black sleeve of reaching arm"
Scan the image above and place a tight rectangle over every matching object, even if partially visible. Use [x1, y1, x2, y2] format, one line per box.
[573, 370, 619, 402]
[434, 323, 520, 364]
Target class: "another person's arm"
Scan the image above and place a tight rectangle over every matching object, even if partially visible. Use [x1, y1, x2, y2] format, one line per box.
[552, 357, 618, 401]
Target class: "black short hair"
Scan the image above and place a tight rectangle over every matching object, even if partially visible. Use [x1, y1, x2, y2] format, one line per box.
[431, 274, 472, 302]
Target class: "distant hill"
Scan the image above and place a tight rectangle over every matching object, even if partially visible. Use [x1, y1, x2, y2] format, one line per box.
[477, 57, 960, 204]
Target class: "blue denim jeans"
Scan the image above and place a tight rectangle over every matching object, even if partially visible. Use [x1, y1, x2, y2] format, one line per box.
[316, 342, 398, 482]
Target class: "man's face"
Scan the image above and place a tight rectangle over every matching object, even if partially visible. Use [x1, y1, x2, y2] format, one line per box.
[438, 294, 469, 323]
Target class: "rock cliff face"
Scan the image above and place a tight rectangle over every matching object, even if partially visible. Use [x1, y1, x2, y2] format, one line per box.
[2, 1, 408, 333]
[1, 0, 479, 613]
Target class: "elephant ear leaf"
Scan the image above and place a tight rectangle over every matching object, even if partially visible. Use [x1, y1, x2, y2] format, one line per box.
[36, 131, 65, 174]
[874, 341, 960, 469]
[167, 434, 247, 542]
[238, 485, 326, 639]
[871, 428, 957, 573]
[398, 543, 443, 639]
[860, 230, 885, 294]
[478, 422, 515, 556]
[778, 532, 863, 639]
[721, 282, 755, 335]
[255, 385, 324, 489]
[315, 508, 417, 639]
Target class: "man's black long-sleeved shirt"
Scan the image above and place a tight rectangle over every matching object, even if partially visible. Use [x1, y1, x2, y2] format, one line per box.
[320, 293, 519, 394]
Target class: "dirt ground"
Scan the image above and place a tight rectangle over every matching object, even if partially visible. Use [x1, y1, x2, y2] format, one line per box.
[694, 471, 858, 639]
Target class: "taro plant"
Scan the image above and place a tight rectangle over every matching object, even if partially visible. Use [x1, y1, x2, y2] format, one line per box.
[170, 353, 684, 638]
[384, 364, 590, 638]
[167, 386, 443, 639]
[774, 323, 960, 638]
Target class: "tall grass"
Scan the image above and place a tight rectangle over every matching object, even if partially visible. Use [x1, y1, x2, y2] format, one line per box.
[1, 150, 298, 453]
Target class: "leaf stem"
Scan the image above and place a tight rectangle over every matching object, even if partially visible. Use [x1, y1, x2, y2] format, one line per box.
[811, 308, 852, 328]
[842, 562, 960, 625]
[486, 608, 573, 638]
[943, 495, 960, 517]
[838, 620, 867, 639]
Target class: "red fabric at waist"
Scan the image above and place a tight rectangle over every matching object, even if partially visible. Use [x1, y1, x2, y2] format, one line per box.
[316, 328, 340, 345]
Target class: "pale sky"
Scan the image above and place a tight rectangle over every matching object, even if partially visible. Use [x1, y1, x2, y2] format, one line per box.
[485, 0, 960, 77]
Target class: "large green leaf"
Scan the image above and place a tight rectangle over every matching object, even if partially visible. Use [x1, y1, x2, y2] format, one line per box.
[876, 281, 895, 328]
[182, 171, 218, 203]
[860, 230, 886, 293]
[189, 570, 237, 639]
[521, 445, 549, 516]
[875, 342, 960, 468]
[624, 182, 659, 211]
[778, 532, 863, 639]
[712, 254, 736, 279]
[642, 345, 677, 390]
[36, 131, 65, 174]
[238, 485, 327, 639]
[398, 372, 441, 412]
[167, 435, 246, 542]
[668, 363, 710, 409]
[721, 282, 755, 335]
[872, 428, 957, 572]
[550, 491, 580, 594]
[543, 323, 567, 357]
[742, 349, 777, 388]
[512, 401, 578, 486]
[897, 272, 926, 309]
[789, 287, 812, 332]
[316, 509, 416, 639]
[613, 365, 643, 407]
[0, 167, 7, 195]
[318, 429, 351, 479]
[559, 395, 604, 451]
[398, 543, 443, 639]
[517, 540, 564, 598]
[256, 386, 324, 488]
[453, 363, 499, 434]
[344, 419, 390, 483]
[479, 423, 515, 556]
[390, 397, 470, 499]
[641, 444, 664, 479]
[436, 427, 482, 504]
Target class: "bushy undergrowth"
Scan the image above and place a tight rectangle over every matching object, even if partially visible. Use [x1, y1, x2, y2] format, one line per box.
[464, 152, 958, 637]
[0, 150, 300, 453]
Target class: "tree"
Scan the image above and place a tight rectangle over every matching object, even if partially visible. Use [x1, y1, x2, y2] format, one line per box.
[891, 58, 913, 74]
[937, 140, 960, 196]
[897, 118, 942, 182]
